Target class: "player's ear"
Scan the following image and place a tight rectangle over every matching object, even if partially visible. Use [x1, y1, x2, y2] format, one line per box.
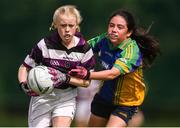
[49, 22, 56, 31]
[127, 30, 132, 37]
[76, 26, 80, 32]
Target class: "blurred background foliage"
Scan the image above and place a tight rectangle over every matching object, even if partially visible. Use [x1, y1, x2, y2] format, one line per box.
[0, 0, 180, 126]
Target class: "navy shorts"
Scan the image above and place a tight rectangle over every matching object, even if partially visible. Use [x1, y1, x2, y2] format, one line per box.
[91, 94, 138, 124]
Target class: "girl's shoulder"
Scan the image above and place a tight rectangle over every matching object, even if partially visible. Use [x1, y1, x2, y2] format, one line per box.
[88, 32, 108, 47]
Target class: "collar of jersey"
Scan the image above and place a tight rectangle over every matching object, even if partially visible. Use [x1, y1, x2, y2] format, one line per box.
[107, 37, 132, 50]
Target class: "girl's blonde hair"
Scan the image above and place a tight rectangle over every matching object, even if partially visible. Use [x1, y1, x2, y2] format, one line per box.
[50, 5, 82, 32]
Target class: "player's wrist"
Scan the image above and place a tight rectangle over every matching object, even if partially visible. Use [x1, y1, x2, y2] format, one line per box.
[19, 81, 29, 93]
[19, 82, 28, 89]
[19, 81, 27, 86]
[65, 74, 71, 84]
[84, 71, 90, 80]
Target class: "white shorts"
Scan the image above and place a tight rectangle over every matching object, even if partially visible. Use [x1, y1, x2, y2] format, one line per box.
[28, 88, 77, 127]
[75, 99, 91, 123]
[75, 80, 101, 123]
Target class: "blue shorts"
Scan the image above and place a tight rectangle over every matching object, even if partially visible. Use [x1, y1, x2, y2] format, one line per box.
[91, 94, 138, 124]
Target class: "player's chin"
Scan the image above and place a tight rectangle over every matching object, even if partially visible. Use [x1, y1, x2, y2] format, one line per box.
[63, 36, 73, 43]
[109, 38, 119, 44]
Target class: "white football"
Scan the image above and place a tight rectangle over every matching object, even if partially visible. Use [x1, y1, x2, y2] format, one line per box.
[27, 65, 54, 95]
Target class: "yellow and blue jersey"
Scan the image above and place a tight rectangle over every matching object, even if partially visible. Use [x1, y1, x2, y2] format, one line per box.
[88, 33, 145, 106]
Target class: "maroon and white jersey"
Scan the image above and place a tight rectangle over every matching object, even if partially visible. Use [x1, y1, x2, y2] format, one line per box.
[23, 31, 95, 88]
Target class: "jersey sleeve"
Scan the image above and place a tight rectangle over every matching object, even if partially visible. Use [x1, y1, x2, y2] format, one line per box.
[114, 42, 142, 75]
[88, 33, 107, 53]
[23, 39, 44, 68]
[80, 44, 95, 71]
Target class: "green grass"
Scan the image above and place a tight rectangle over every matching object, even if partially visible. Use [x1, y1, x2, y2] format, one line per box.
[0, 111, 27, 127]
[143, 116, 180, 127]
[0, 111, 180, 127]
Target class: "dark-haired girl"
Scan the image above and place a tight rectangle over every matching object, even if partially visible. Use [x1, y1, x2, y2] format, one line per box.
[69, 9, 160, 127]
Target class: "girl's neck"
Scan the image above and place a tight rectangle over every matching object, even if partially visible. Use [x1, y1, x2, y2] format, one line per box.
[62, 36, 76, 49]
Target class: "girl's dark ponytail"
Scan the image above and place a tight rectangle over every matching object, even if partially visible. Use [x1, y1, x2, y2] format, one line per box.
[131, 26, 161, 68]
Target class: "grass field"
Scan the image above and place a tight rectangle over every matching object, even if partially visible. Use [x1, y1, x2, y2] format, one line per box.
[0, 111, 179, 127]
[0, 111, 27, 127]
[143, 116, 180, 127]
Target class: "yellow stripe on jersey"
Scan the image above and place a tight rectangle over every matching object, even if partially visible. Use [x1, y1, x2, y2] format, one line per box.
[114, 76, 123, 104]
[125, 45, 130, 58]
[125, 43, 133, 59]
[115, 59, 130, 74]
[115, 43, 136, 75]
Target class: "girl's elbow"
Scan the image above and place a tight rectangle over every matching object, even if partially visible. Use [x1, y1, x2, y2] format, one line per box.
[107, 74, 117, 80]
[107, 69, 120, 80]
